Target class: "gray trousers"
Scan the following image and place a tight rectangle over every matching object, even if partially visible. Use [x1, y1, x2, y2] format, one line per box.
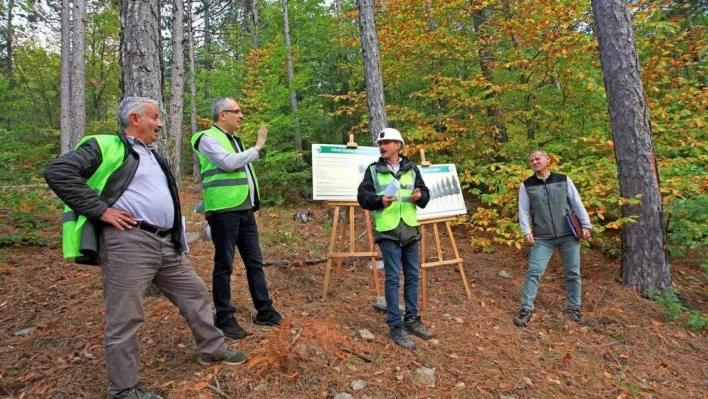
[99, 227, 226, 395]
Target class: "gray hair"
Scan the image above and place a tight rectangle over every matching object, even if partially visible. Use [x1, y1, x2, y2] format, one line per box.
[529, 149, 549, 158]
[117, 96, 159, 130]
[211, 96, 236, 122]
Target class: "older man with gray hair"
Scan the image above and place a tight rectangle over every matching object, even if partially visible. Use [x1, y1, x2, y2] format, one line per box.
[45, 96, 246, 399]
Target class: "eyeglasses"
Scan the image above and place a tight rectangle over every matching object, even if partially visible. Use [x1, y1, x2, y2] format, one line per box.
[222, 110, 241, 114]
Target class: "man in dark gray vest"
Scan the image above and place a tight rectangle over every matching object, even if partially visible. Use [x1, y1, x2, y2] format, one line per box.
[514, 150, 592, 327]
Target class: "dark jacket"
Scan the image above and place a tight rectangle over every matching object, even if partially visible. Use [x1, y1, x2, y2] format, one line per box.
[522, 172, 572, 239]
[357, 155, 430, 244]
[44, 131, 184, 264]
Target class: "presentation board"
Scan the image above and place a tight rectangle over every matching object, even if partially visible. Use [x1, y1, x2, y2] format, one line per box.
[311, 144, 467, 220]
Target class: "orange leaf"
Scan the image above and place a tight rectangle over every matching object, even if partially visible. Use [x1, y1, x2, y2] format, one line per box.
[289, 371, 299, 382]
[650, 319, 663, 326]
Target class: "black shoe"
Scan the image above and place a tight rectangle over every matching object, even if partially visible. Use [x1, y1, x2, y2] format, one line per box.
[564, 307, 585, 324]
[388, 326, 416, 349]
[253, 308, 283, 326]
[215, 315, 247, 339]
[108, 382, 163, 399]
[404, 316, 436, 340]
[513, 309, 533, 327]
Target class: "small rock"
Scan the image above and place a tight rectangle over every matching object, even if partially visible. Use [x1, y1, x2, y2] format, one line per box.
[252, 383, 268, 392]
[333, 394, 353, 399]
[13, 327, 35, 336]
[185, 231, 202, 243]
[430, 339, 440, 345]
[359, 329, 375, 341]
[455, 381, 465, 390]
[441, 313, 452, 321]
[521, 377, 533, 388]
[500, 395, 516, 399]
[454, 317, 464, 324]
[369, 260, 385, 270]
[412, 367, 436, 388]
[498, 270, 512, 279]
[566, 377, 577, 387]
[350, 380, 367, 391]
[449, 353, 459, 359]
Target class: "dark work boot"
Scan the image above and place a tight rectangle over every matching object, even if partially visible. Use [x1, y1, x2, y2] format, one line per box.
[253, 308, 283, 326]
[513, 308, 533, 327]
[215, 315, 247, 339]
[388, 325, 416, 349]
[564, 307, 585, 324]
[404, 316, 436, 340]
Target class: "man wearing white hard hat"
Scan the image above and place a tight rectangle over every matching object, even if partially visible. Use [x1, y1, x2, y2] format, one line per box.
[357, 128, 435, 349]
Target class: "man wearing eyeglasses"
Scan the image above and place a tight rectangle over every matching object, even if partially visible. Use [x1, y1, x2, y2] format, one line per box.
[191, 97, 282, 340]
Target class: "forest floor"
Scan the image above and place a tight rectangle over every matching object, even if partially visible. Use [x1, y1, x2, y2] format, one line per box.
[1, 183, 706, 399]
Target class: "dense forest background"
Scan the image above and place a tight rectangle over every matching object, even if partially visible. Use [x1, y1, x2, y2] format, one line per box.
[0, 0, 705, 258]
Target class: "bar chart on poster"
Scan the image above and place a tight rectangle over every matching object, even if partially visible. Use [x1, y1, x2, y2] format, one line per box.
[312, 144, 467, 220]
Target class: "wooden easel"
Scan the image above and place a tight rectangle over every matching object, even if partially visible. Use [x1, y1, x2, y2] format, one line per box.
[321, 135, 382, 300]
[418, 149, 472, 308]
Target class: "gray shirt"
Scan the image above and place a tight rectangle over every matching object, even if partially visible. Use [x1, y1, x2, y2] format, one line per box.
[112, 136, 175, 229]
[197, 128, 259, 207]
[518, 175, 591, 236]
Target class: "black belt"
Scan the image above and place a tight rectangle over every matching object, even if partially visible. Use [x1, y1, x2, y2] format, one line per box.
[136, 221, 172, 237]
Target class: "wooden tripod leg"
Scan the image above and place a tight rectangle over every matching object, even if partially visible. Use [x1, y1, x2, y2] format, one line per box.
[420, 224, 427, 309]
[334, 208, 350, 278]
[322, 206, 341, 300]
[364, 210, 381, 296]
[446, 221, 472, 300]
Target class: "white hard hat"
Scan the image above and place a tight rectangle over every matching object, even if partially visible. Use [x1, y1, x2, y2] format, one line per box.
[377, 128, 405, 146]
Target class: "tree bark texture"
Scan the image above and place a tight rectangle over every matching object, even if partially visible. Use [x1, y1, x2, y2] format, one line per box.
[187, 0, 200, 181]
[60, 0, 73, 154]
[203, 0, 212, 99]
[591, 0, 671, 294]
[251, 0, 260, 49]
[5, 0, 13, 84]
[282, 0, 303, 161]
[356, 0, 387, 145]
[168, 0, 185, 186]
[70, 0, 87, 147]
[472, 7, 508, 144]
[120, 0, 167, 156]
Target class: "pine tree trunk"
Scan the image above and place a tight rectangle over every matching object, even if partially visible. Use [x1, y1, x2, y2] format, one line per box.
[70, 0, 87, 147]
[472, 7, 508, 144]
[591, 0, 671, 294]
[60, 0, 73, 154]
[251, 0, 260, 49]
[356, 0, 388, 145]
[5, 0, 13, 86]
[334, 0, 342, 18]
[187, 0, 200, 182]
[120, 0, 166, 148]
[282, 0, 303, 161]
[168, 0, 185, 187]
[203, 0, 212, 99]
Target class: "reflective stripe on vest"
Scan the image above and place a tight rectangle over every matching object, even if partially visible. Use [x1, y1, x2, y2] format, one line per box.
[371, 165, 419, 232]
[61, 135, 125, 259]
[191, 126, 259, 213]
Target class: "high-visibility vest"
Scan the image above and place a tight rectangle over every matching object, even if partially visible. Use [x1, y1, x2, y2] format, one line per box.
[191, 126, 259, 213]
[370, 165, 419, 232]
[62, 135, 125, 259]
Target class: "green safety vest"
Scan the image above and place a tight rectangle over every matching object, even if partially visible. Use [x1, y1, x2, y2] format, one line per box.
[62, 135, 126, 260]
[370, 165, 419, 232]
[191, 126, 259, 213]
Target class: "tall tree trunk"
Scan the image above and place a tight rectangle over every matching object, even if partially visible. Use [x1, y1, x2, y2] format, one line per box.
[282, 0, 303, 161]
[591, 0, 670, 294]
[251, 0, 259, 49]
[501, 0, 520, 49]
[120, 0, 165, 144]
[187, 0, 200, 181]
[472, 7, 508, 144]
[5, 0, 13, 85]
[203, 0, 212, 99]
[60, 0, 73, 154]
[168, 0, 185, 186]
[356, 0, 387, 145]
[425, 1, 436, 33]
[71, 0, 87, 146]
[334, 0, 342, 18]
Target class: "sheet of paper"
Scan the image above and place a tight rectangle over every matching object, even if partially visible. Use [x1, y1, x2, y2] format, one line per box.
[383, 178, 400, 197]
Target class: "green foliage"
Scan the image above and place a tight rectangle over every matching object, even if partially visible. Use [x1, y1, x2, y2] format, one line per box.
[0, 127, 58, 185]
[255, 150, 311, 206]
[648, 286, 708, 332]
[665, 195, 708, 257]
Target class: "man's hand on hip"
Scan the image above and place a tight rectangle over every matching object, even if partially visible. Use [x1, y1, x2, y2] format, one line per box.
[100, 208, 137, 231]
[255, 125, 268, 151]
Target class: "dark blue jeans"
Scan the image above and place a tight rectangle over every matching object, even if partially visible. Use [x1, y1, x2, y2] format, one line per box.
[379, 239, 420, 328]
[206, 210, 273, 319]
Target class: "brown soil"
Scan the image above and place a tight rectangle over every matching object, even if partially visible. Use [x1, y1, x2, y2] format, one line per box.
[1, 184, 706, 398]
